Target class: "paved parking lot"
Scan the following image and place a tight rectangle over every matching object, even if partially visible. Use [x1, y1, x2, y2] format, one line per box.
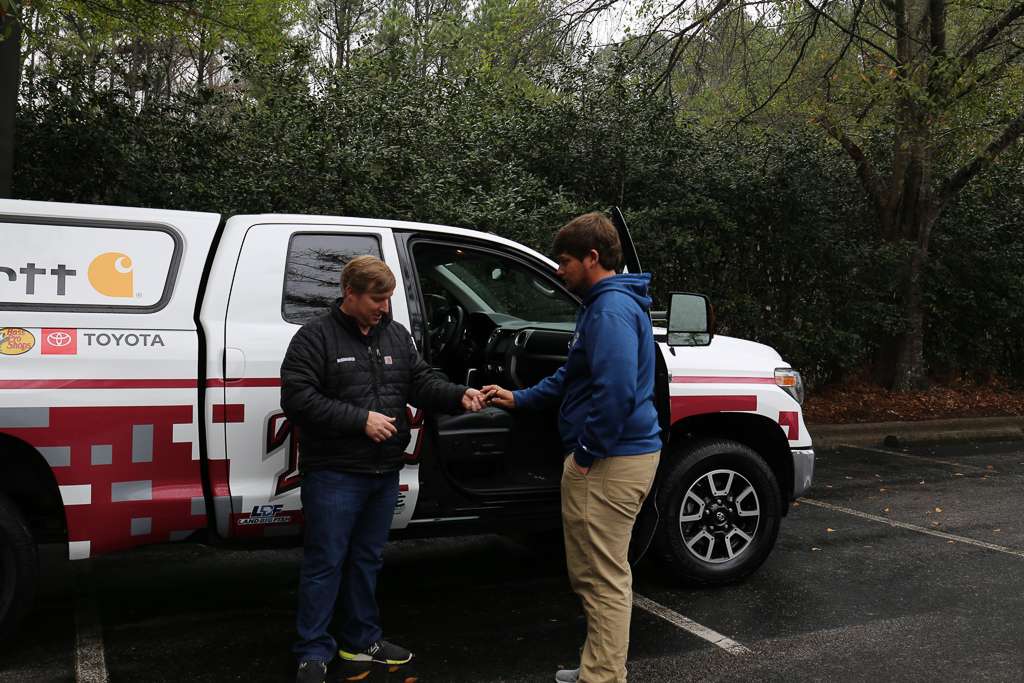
[4, 439, 1024, 682]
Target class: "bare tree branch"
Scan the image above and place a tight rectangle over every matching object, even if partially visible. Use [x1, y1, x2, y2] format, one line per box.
[939, 107, 1024, 206]
[816, 113, 886, 217]
[732, 6, 821, 127]
[802, 0, 900, 64]
[958, 1, 1024, 66]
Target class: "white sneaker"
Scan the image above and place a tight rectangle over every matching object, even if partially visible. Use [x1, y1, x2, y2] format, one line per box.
[555, 668, 580, 683]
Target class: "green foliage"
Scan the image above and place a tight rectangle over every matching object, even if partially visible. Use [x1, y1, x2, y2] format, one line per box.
[11, 0, 1024, 388]
[925, 148, 1024, 383]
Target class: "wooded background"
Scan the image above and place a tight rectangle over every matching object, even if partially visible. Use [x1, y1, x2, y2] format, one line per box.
[2, 0, 1022, 390]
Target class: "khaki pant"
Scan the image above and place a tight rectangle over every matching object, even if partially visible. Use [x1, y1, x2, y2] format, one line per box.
[561, 451, 660, 683]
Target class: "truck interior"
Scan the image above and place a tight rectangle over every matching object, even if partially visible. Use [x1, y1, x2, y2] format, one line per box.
[407, 239, 579, 499]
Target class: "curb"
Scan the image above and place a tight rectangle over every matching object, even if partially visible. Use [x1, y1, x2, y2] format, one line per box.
[807, 416, 1024, 449]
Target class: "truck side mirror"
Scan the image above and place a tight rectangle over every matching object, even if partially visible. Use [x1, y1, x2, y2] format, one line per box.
[667, 292, 713, 346]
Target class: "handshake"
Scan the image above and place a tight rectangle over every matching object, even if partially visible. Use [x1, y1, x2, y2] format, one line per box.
[460, 385, 517, 412]
[365, 385, 517, 442]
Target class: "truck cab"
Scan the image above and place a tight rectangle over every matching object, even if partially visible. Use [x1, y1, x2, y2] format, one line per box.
[0, 200, 813, 638]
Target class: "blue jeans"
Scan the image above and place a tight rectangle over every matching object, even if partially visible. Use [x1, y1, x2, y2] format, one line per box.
[293, 469, 400, 663]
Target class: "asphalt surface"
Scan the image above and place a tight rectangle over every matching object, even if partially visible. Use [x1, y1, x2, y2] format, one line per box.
[3, 439, 1024, 682]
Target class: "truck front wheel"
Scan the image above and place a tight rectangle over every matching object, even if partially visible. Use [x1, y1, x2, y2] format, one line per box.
[0, 493, 37, 642]
[656, 439, 781, 585]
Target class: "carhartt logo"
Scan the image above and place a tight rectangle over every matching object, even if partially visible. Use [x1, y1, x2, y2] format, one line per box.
[88, 252, 134, 297]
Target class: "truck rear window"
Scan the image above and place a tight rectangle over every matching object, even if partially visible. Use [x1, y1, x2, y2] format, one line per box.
[0, 219, 180, 313]
[282, 233, 381, 324]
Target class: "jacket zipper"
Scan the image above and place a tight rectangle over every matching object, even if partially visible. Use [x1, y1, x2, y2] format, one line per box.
[370, 338, 383, 474]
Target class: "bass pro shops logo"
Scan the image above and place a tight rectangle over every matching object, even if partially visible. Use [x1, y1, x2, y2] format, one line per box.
[0, 327, 36, 356]
[88, 252, 135, 297]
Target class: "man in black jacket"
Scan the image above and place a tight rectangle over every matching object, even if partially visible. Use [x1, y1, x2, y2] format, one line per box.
[282, 255, 485, 683]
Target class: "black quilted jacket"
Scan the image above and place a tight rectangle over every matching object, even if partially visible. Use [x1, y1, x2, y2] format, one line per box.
[280, 299, 466, 474]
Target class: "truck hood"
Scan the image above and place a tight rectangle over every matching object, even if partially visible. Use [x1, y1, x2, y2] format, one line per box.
[657, 332, 786, 377]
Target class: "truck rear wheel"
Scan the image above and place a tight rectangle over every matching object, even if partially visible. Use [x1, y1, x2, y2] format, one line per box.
[656, 438, 781, 585]
[0, 493, 38, 643]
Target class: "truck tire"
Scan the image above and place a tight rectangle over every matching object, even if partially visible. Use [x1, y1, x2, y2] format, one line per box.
[656, 438, 781, 585]
[0, 493, 37, 643]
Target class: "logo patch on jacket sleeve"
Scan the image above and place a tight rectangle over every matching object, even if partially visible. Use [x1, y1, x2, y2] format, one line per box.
[337, 356, 356, 363]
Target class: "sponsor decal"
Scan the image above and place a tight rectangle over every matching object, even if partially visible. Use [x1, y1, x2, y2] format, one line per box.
[88, 252, 134, 298]
[83, 331, 165, 348]
[264, 408, 425, 495]
[0, 327, 36, 355]
[266, 412, 302, 497]
[393, 484, 410, 516]
[238, 504, 291, 526]
[0, 263, 77, 296]
[41, 328, 78, 355]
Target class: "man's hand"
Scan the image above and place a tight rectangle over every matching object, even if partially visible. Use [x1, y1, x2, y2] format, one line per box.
[461, 388, 487, 412]
[481, 384, 515, 410]
[568, 451, 590, 475]
[365, 411, 397, 443]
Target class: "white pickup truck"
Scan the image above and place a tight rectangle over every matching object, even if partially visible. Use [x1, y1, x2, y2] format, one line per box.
[0, 199, 814, 637]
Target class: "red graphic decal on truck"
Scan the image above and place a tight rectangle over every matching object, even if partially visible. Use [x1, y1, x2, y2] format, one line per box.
[267, 412, 302, 496]
[265, 406, 426, 496]
[670, 395, 758, 422]
[778, 411, 800, 441]
[2, 405, 204, 558]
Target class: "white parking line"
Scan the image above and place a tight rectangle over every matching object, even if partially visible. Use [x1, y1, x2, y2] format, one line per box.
[633, 594, 751, 655]
[798, 497, 1024, 560]
[74, 567, 109, 683]
[839, 444, 995, 473]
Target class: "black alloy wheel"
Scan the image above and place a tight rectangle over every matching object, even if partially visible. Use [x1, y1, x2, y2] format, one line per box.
[656, 438, 782, 585]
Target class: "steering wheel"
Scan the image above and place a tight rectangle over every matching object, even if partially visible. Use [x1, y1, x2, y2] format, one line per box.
[423, 294, 466, 359]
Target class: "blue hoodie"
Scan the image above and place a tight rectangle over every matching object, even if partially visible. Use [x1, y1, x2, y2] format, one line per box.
[513, 273, 662, 468]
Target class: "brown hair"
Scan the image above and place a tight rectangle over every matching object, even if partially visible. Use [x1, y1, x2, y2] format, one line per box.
[552, 212, 622, 271]
[341, 255, 396, 295]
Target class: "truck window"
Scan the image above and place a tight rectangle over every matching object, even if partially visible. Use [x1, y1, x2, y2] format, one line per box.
[0, 219, 180, 312]
[413, 243, 578, 325]
[282, 233, 381, 324]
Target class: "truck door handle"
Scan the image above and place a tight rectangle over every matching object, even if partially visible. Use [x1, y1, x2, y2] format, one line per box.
[224, 347, 246, 380]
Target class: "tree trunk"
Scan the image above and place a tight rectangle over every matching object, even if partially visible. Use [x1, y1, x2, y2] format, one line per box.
[0, 12, 22, 198]
[891, 246, 928, 390]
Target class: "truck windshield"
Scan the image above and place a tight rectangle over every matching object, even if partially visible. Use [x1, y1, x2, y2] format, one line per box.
[413, 243, 578, 325]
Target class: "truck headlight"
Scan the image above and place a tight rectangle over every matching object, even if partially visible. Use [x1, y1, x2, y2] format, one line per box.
[774, 368, 804, 405]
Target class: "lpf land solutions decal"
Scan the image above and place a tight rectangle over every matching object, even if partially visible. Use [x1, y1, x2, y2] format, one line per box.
[0, 327, 36, 355]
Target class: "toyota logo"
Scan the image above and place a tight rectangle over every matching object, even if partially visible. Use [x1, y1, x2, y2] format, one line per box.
[47, 331, 72, 347]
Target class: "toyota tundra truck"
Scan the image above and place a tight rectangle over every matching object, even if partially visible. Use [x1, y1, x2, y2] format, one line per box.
[0, 199, 814, 637]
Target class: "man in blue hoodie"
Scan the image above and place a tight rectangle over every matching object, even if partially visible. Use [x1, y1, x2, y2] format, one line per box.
[483, 212, 662, 683]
